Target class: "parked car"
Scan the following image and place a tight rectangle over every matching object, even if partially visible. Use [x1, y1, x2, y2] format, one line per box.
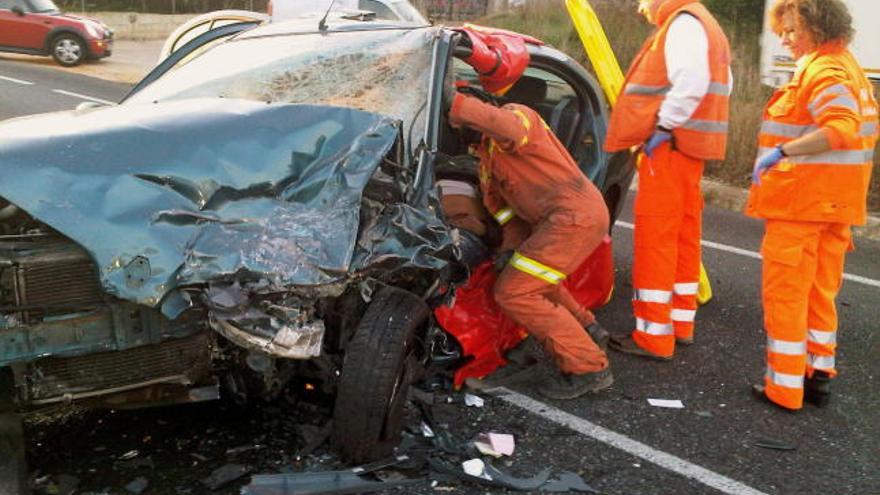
[0, 12, 634, 493]
[0, 0, 113, 67]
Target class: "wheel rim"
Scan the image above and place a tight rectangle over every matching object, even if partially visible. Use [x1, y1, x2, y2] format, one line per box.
[55, 39, 82, 64]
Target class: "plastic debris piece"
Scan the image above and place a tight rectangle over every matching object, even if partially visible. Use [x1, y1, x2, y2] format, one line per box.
[464, 394, 485, 407]
[474, 440, 502, 458]
[421, 422, 435, 438]
[754, 438, 797, 451]
[119, 450, 139, 460]
[542, 471, 599, 493]
[242, 456, 422, 495]
[647, 398, 685, 409]
[462, 459, 492, 480]
[124, 477, 149, 495]
[201, 464, 250, 490]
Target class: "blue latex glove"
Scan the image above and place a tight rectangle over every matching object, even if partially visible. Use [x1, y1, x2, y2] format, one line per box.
[752, 147, 785, 185]
[644, 129, 672, 158]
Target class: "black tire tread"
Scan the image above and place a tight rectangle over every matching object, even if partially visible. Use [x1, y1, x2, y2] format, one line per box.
[333, 286, 429, 462]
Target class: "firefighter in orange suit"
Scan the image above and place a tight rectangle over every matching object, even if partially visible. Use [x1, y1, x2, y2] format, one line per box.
[446, 88, 613, 400]
[748, 0, 877, 411]
[605, 0, 731, 360]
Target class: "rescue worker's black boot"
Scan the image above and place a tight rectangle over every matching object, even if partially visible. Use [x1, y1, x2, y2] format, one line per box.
[804, 370, 831, 407]
[466, 338, 544, 390]
[585, 322, 610, 351]
[537, 367, 613, 400]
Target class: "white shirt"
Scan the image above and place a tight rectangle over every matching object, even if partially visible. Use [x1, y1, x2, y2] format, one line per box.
[271, 0, 359, 21]
[657, 13, 732, 130]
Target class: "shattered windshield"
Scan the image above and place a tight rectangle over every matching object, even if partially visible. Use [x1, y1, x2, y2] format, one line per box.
[128, 28, 435, 145]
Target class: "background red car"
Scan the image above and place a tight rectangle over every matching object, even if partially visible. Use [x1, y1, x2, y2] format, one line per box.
[0, 0, 113, 66]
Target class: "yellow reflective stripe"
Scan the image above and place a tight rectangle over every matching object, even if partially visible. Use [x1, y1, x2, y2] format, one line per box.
[488, 139, 497, 156]
[493, 207, 514, 225]
[511, 109, 532, 130]
[510, 252, 566, 285]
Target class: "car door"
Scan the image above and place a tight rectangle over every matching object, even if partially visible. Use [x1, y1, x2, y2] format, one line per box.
[0, 0, 49, 51]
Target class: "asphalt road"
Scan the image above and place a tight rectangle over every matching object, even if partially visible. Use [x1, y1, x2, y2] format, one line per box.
[0, 58, 130, 120]
[3, 57, 878, 495]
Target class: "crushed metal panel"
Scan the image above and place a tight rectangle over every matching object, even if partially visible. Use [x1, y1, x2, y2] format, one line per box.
[0, 100, 453, 315]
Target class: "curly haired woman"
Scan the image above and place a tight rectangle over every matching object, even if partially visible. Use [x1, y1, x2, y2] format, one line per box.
[747, 0, 878, 411]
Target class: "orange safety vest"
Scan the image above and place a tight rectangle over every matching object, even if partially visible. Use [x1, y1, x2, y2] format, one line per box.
[604, 0, 731, 161]
[746, 46, 879, 225]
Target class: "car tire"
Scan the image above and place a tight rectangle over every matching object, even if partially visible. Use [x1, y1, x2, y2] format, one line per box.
[0, 370, 29, 495]
[51, 33, 86, 67]
[333, 286, 429, 463]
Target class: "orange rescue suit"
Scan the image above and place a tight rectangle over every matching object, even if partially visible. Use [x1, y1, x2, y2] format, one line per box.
[449, 92, 610, 374]
[604, 0, 731, 357]
[745, 45, 878, 410]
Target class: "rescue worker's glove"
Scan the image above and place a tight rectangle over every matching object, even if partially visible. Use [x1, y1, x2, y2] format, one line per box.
[752, 145, 785, 185]
[643, 127, 672, 158]
[493, 249, 514, 272]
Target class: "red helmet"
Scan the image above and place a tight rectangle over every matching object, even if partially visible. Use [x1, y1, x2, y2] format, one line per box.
[456, 25, 538, 95]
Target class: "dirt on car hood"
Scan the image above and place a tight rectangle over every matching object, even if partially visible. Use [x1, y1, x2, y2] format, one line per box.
[0, 98, 453, 317]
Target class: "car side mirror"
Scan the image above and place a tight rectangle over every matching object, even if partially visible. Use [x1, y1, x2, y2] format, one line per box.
[11, 5, 25, 15]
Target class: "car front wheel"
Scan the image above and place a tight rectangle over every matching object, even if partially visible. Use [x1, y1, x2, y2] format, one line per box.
[51, 33, 86, 67]
[333, 286, 429, 462]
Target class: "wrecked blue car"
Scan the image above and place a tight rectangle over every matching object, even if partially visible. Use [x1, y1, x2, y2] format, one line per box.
[0, 11, 634, 487]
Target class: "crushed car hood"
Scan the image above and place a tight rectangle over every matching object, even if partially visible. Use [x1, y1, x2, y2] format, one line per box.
[0, 99, 452, 316]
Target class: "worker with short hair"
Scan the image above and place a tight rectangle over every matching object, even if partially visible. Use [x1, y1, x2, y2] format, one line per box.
[748, 0, 878, 411]
[447, 29, 613, 400]
[605, 0, 732, 360]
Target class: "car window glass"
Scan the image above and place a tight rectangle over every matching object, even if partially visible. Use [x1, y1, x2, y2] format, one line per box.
[0, 0, 18, 10]
[128, 28, 434, 154]
[171, 19, 247, 54]
[25, 0, 57, 12]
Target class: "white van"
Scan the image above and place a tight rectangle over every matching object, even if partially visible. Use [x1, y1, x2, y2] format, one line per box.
[760, 0, 879, 87]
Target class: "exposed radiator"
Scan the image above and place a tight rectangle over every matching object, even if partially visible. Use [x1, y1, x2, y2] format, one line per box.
[26, 332, 212, 403]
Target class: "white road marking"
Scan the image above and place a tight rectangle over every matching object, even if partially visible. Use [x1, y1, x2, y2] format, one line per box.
[51, 89, 114, 105]
[492, 388, 771, 495]
[0, 75, 34, 85]
[615, 221, 880, 289]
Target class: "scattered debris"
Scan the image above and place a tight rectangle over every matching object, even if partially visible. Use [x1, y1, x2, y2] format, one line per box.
[754, 438, 797, 451]
[647, 399, 685, 409]
[201, 464, 251, 490]
[473, 433, 515, 457]
[190, 453, 209, 462]
[462, 458, 492, 480]
[226, 444, 263, 456]
[124, 477, 149, 495]
[119, 450, 140, 460]
[421, 422, 436, 438]
[296, 421, 333, 457]
[464, 394, 485, 408]
[241, 456, 423, 495]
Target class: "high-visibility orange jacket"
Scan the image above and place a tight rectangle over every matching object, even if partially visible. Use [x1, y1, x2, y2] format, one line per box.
[604, 0, 731, 160]
[449, 92, 606, 231]
[746, 45, 879, 225]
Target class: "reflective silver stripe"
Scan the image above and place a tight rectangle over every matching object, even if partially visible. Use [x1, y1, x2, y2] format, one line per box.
[681, 119, 728, 133]
[808, 354, 835, 370]
[812, 83, 849, 104]
[789, 149, 872, 165]
[707, 81, 731, 96]
[760, 121, 817, 138]
[635, 317, 673, 336]
[767, 337, 806, 355]
[861, 121, 878, 137]
[634, 289, 672, 304]
[759, 146, 872, 166]
[494, 207, 514, 225]
[808, 328, 837, 345]
[624, 83, 670, 96]
[670, 309, 696, 322]
[766, 369, 804, 389]
[810, 95, 859, 117]
[674, 282, 699, 296]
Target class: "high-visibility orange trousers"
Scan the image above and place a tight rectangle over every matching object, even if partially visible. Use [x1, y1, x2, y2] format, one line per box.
[494, 217, 609, 375]
[761, 219, 848, 410]
[631, 145, 704, 357]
